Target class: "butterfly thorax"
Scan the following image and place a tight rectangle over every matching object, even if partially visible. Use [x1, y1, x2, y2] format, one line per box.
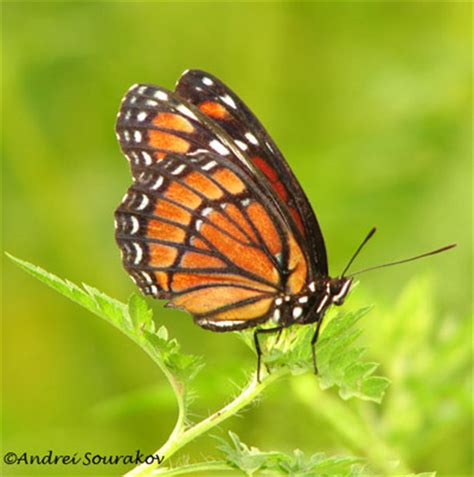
[271, 276, 353, 327]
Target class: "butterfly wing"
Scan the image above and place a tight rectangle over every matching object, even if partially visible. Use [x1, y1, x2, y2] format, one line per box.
[115, 85, 309, 330]
[175, 70, 328, 276]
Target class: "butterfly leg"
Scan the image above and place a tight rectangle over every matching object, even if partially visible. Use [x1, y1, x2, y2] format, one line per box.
[311, 317, 324, 375]
[254, 327, 284, 383]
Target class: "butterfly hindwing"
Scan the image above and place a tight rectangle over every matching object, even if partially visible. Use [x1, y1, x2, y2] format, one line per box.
[115, 151, 309, 330]
[175, 69, 328, 276]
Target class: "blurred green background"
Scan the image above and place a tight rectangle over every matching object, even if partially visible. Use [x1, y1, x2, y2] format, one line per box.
[3, 2, 471, 476]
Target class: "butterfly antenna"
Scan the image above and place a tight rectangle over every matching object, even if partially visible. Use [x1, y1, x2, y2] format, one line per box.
[349, 243, 457, 277]
[341, 226, 377, 277]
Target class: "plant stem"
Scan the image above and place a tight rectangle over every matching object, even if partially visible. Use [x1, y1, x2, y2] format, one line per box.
[152, 460, 231, 476]
[132, 337, 188, 445]
[125, 368, 288, 477]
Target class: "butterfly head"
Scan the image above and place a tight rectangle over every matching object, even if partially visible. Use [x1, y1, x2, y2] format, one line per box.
[328, 276, 353, 306]
[285, 276, 353, 326]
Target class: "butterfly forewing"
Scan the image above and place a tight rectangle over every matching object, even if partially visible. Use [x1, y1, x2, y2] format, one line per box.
[117, 83, 266, 183]
[116, 84, 226, 176]
[175, 69, 328, 276]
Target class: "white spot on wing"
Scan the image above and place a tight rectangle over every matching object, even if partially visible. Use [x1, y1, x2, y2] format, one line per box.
[145, 99, 158, 107]
[275, 297, 283, 306]
[245, 132, 259, 145]
[308, 282, 316, 292]
[136, 194, 150, 210]
[137, 111, 147, 122]
[298, 296, 308, 304]
[176, 104, 198, 120]
[154, 90, 168, 101]
[134, 130, 142, 142]
[202, 160, 217, 171]
[151, 176, 164, 190]
[130, 216, 140, 234]
[188, 148, 210, 157]
[195, 219, 203, 231]
[221, 94, 236, 109]
[202, 77, 213, 86]
[172, 164, 186, 175]
[209, 140, 229, 155]
[142, 151, 152, 165]
[141, 271, 153, 284]
[203, 320, 243, 328]
[133, 242, 143, 264]
[202, 207, 213, 217]
[235, 140, 248, 151]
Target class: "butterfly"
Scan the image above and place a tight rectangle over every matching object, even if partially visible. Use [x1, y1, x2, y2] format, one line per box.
[114, 70, 455, 381]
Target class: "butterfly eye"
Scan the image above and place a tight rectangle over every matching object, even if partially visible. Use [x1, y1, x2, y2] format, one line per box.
[331, 285, 345, 306]
[329, 281, 342, 296]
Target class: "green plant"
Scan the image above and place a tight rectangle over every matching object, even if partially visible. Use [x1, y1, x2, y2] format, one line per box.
[7, 253, 444, 476]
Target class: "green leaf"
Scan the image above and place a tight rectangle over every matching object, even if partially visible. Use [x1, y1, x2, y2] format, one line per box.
[317, 308, 390, 402]
[216, 431, 364, 476]
[7, 253, 128, 329]
[216, 431, 283, 475]
[6, 253, 201, 386]
[239, 305, 389, 403]
[128, 293, 155, 332]
[143, 331, 203, 382]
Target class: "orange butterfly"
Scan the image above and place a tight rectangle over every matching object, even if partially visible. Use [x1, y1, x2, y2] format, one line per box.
[114, 70, 455, 380]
